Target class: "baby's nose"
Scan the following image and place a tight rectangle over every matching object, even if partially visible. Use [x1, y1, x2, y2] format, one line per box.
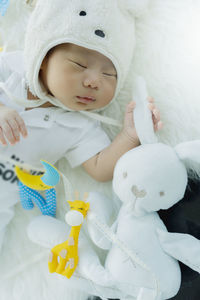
[83, 71, 100, 89]
[131, 185, 147, 198]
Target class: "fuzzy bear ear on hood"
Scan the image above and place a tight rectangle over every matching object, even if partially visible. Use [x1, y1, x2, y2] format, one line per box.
[118, 0, 150, 18]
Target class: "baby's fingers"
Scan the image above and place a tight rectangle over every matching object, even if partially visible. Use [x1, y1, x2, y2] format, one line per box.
[7, 119, 20, 142]
[152, 113, 163, 131]
[0, 127, 7, 145]
[152, 108, 161, 122]
[124, 101, 136, 127]
[0, 122, 16, 145]
[147, 96, 155, 103]
[15, 115, 28, 138]
[157, 120, 163, 131]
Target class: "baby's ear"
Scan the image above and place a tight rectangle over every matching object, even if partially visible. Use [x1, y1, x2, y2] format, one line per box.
[175, 140, 200, 164]
[118, 0, 150, 18]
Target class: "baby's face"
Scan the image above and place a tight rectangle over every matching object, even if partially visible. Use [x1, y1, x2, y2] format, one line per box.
[40, 43, 117, 110]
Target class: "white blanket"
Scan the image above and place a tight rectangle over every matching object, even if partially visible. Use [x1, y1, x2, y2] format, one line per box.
[1, 0, 200, 299]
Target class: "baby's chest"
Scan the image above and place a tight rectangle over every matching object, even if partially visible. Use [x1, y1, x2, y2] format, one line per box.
[0, 124, 70, 168]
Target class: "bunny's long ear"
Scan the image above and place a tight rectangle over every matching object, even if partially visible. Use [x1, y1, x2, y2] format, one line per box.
[175, 140, 200, 164]
[118, 0, 150, 17]
[133, 75, 158, 144]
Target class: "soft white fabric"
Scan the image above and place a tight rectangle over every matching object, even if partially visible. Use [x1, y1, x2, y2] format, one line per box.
[24, 0, 150, 110]
[132, 76, 158, 144]
[0, 208, 14, 252]
[175, 140, 200, 165]
[1, 1, 200, 300]
[157, 230, 200, 274]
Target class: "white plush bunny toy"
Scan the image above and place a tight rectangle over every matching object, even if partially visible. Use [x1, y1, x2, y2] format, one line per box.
[86, 77, 200, 300]
[27, 78, 200, 300]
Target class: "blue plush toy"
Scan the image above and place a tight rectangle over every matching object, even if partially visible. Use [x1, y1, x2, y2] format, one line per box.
[0, 0, 9, 16]
[18, 182, 57, 217]
[15, 160, 60, 217]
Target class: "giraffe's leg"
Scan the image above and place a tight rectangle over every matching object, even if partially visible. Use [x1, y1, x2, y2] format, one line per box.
[62, 257, 76, 279]
[56, 248, 68, 274]
[48, 250, 59, 273]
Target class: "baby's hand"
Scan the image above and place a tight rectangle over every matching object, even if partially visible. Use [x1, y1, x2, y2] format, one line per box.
[122, 101, 140, 145]
[0, 105, 28, 145]
[122, 98, 163, 144]
[147, 97, 163, 131]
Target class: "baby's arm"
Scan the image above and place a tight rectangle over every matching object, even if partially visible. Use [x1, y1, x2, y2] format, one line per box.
[82, 98, 162, 182]
[0, 103, 28, 145]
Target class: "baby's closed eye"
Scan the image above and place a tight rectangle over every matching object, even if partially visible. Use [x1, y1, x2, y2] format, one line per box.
[70, 60, 87, 69]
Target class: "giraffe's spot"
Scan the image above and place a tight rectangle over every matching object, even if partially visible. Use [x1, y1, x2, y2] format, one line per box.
[68, 236, 75, 246]
[48, 251, 53, 262]
[69, 258, 75, 269]
[59, 249, 67, 259]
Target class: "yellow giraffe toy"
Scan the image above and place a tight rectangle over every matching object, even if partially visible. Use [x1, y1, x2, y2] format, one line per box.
[48, 192, 89, 278]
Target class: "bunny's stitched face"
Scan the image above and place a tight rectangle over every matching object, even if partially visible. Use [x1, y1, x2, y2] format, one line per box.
[113, 144, 187, 216]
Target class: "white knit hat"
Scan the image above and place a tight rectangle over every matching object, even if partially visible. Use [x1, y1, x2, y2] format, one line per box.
[23, 0, 149, 110]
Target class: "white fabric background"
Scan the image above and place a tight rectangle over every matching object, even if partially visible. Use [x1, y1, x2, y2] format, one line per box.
[1, 0, 200, 299]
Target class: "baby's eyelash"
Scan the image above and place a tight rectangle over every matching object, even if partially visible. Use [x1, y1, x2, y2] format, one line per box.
[74, 61, 87, 68]
[103, 72, 117, 77]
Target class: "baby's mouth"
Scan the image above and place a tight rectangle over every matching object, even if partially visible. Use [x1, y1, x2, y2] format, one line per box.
[76, 96, 96, 104]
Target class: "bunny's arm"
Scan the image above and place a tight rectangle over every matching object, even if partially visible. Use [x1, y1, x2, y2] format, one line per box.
[157, 229, 200, 273]
[86, 192, 117, 250]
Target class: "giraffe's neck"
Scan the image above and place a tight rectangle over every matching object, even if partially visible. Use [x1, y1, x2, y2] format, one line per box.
[69, 225, 81, 245]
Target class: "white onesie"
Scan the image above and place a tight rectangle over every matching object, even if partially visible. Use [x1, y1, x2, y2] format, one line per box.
[0, 51, 111, 251]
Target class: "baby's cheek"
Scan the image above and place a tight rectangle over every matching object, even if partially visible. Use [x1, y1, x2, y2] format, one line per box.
[104, 83, 116, 103]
